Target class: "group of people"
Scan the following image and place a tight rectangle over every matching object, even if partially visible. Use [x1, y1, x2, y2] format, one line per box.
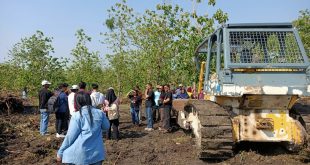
[38, 80, 122, 164]
[127, 83, 178, 133]
[38, 79, 197, 164]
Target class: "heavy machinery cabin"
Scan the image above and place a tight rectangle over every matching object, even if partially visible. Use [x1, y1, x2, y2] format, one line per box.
[173, 23, 310, 159]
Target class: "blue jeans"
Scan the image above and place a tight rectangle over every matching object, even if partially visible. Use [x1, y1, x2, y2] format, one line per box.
[130, 107, 135, 124]
[145, 107, 153, 128]
[131, 108, 140, 124]
[39, 109, 50, 135]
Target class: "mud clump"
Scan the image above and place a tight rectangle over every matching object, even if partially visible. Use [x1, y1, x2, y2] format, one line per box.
[0, 93, 24, 115]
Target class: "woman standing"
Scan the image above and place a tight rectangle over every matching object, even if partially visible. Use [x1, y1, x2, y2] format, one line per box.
[104, 88, 120, 140]
[127, 90, 142, 126]
[56, 91, 110, 165]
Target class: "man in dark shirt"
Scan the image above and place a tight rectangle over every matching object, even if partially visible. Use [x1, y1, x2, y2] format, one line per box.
[39, 80, 53, 136]
[55, 83, 69, 138]
[144, 83, 155, 131]
[162, 84, 173, 132]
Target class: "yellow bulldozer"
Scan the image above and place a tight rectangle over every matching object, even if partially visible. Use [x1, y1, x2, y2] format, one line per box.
[173, 23, 310, 159]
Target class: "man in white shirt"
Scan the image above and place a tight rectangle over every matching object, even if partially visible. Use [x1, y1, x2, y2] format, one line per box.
[68, 85, 79, 116]
[90, 83, 105, 108]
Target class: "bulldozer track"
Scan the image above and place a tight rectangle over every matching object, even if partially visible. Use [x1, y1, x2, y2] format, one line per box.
[185, 100, 234, 160]
[291, 101, 310, 148]
[298, 106, 310, 148]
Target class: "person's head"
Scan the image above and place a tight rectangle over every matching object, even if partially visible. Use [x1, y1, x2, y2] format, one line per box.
[92, 83, 99, 90]
[70, 85, 79, 93]
[156, 85, 162, 92]
[146, 83, 152, 90]
[179, 84, 183, 89]
[79, 81, 87, 90]
[41, 80, 51, 89]
[135, 85, 140, 91]
[164, 84, 170, 92]
[60, 83, 69, 92]
[187, 86, 192, 93]
[132, 90, 138, 96]
[181, 88, 186, 94]
[75, 91, 92, 109]
[75, 91, 93, 125]
[106, 88, 117, 106]
[53, 88, 59, 96]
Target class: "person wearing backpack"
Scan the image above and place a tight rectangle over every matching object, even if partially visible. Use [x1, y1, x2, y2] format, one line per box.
[104, 88, 120, 140]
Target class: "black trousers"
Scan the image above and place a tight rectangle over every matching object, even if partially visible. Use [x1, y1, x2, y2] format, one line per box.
[107, 119, 119, 140]
[55, 112, 68, 134]
[162, 107, 171, 130]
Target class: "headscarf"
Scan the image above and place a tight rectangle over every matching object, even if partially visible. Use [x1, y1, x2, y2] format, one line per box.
[106, 88, 117, 107]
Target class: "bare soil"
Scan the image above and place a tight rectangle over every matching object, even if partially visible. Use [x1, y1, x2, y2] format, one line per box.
[0, 104, 309, 165]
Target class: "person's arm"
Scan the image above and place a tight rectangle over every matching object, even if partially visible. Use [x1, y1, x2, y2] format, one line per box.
[101, 111, 110, 131]
[126, 90, 133, 97]
[164, 98, 170, 103]
[57, 114, 81, 158]
[164, 93, 171, 103]
[145, 89, 149, 99]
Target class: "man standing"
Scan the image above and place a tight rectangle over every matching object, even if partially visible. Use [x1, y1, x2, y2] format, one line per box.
[68, 85, 78, 116]
[90, 83, 105, 109]
[162, 84, 173, 132]
[55, 83, 69, 138]
[144, 83, 155, 131]
[39, 80, 53, 136]
[153, 85, 162, 122]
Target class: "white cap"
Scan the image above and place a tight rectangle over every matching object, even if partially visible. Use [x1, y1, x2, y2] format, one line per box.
[71, 85, 79, 90]
[41, 80, 51, 86]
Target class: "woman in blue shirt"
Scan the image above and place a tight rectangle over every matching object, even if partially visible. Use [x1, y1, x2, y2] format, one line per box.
[57, 91, 110, 165]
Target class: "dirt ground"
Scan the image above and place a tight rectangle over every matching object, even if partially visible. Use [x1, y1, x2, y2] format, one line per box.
[0, 104, 309, 165]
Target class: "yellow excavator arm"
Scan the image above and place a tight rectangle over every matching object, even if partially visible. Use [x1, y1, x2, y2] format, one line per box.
[197, 61, 206, 93]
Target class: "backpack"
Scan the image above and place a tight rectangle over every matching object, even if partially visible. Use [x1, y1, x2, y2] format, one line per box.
[47, 95, 60, 113]
[107, 102, 120, 120]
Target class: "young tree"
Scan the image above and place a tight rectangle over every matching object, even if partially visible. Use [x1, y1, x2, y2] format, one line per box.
[8, 31, 66, 94]
[103, 0, 228, 96]
[293, 9, 310, 58]
[103, 0, 136, 97]
[67, 29, 103, 88]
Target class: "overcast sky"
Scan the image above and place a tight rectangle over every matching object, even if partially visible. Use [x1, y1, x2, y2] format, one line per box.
[0, 0, 309, 63]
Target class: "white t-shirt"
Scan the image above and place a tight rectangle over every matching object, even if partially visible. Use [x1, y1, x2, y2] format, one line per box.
[68, 92, 76, 116]
[90, 91, 105, 107]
